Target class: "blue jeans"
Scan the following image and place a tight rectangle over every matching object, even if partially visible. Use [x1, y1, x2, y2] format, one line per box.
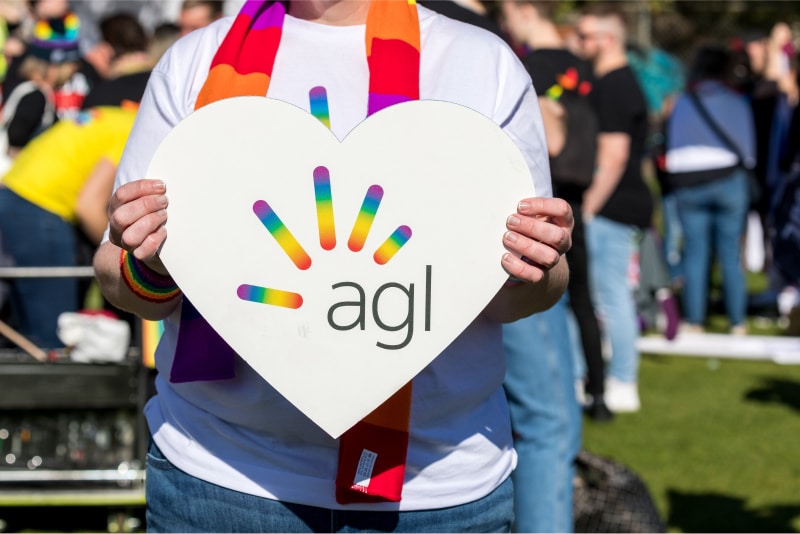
[0, 188, 78, 347]
[661, 193, 684, 284]
[673, 170, 748, 326]
[502, 296, 581, 533]
[145, 440, 514, 533]
[585, 215, 641, 383]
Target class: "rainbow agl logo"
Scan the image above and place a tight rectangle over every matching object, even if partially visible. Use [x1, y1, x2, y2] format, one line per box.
[237, 165, 431, 350]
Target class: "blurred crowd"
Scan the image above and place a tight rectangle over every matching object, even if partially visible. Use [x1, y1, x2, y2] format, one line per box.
[0, 0, 240, 349]
[480, 3, 800, 532]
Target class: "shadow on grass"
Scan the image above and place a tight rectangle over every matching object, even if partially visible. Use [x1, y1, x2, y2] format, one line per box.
[667, 490, 800, 532]
[744, 377, 800, 413]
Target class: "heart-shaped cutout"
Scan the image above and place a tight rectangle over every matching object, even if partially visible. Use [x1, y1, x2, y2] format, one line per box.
[152, 97, 535, 437]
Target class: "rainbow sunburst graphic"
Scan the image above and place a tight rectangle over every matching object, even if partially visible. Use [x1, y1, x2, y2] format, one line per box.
[236, 167, 412, 309]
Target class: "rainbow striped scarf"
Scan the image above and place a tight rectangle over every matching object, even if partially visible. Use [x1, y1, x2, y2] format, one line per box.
[171, 0, 420, 504]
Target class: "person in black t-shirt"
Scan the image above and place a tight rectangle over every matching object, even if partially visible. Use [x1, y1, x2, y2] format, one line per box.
[428, 2, 582, 531]
[577, 3, 652, 414]
[501, 0, 612, 428]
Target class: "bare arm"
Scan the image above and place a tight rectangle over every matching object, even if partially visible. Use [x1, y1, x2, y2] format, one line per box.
[582, 132, 630, 219]
[483, 196, 573, 323]
[93, 179, 180, 321]
[76, 157, 116, 245]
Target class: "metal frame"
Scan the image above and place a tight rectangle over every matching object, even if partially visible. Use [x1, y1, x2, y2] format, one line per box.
[0, 265, 149, 507]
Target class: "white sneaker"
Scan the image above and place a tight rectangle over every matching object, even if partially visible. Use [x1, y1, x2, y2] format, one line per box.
[604, 377, 641, 413]
[730, 324, 748, 336]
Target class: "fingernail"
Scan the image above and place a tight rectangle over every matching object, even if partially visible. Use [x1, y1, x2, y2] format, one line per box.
[154, 181, 166, 192]
[157, 195, 168, 207]
[504, 231, 518, 243]
[507, 215, 521, 227]
[518, 201, 531, 211]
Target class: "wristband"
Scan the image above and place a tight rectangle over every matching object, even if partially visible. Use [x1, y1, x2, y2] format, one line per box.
[119, 249, 181, 303]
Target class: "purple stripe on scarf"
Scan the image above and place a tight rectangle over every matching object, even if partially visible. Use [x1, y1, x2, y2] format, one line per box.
[239, 0, 266, 18]
[171, 300, 236, 382]
[242, 1, 286, 30]
[368, 93, 413, 116]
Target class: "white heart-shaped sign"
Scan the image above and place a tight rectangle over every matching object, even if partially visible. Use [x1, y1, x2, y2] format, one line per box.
[152, 97, 535, 438]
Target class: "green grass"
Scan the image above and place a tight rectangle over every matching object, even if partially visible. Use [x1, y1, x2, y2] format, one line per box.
[583, 353, 800, 533]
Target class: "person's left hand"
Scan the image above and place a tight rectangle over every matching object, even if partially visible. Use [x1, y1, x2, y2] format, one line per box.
[501, 197, 573, 283]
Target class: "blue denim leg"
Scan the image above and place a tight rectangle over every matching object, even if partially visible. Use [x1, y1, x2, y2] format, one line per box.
[566, 306, 587, 384]
[674, 171, 748, 326]
[585, 216, 640, 383]
[0, 189, 78, 347]
[146, 440, 514, 533]
[502, 296, 581, 533]
[713, 172, 748, 326]
[674, 188, 713, 324]
[661, 193, 684, 283]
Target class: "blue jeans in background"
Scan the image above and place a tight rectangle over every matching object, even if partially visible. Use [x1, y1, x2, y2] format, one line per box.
[585, 215, 641, 383]
[0, 188, 78, 347]
[673, 170, 748, 327]
[145, 440, 514, 533]
[661, 193, 684, 284]
[503, 296, 581, 533]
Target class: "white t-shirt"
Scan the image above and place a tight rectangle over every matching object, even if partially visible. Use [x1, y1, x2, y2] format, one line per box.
[117, 6, 551, 511]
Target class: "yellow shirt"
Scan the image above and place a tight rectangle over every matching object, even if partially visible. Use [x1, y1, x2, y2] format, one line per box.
[2, 106, 137, 223]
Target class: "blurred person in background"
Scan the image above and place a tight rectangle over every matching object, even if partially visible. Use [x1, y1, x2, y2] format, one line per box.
[37, 1, 101, 119]
[178, 0, 223, 36]
[0, 11, 80, 172]
[733, 24, 798, 277]
[81, 12, 153, 109]
[663, 44, 755, 336]
[0, 0, 30, 80]
[577, 3, 652, 414]
[625, 38, 685, 339]
[147, 22, 181, 64]
[733, 23, 800, 328]
[2, 1, 102, 121]
[419, 0, 505, 40]
[499, 0, 610, 426]
[423, 4, 582, 532]
[0, 104, 140, 347]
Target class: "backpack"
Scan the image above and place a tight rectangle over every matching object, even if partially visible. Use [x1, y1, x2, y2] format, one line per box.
[546, 67, 598, 188]
[772, 169, 800, 284]
[574, 450, 667, 533]
[0, 80, 56, 174]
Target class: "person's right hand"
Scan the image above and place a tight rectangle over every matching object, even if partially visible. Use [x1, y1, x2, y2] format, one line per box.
[107, 179, 169, 269]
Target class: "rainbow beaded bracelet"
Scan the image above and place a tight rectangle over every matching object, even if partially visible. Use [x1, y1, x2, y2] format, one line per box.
[119, 249, 181, 303]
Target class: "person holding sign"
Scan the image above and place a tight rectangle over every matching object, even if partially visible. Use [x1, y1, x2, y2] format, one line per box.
[93, 1, 571, 532]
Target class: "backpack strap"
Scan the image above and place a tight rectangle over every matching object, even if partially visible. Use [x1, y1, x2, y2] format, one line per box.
[687, 90, 751, 170]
